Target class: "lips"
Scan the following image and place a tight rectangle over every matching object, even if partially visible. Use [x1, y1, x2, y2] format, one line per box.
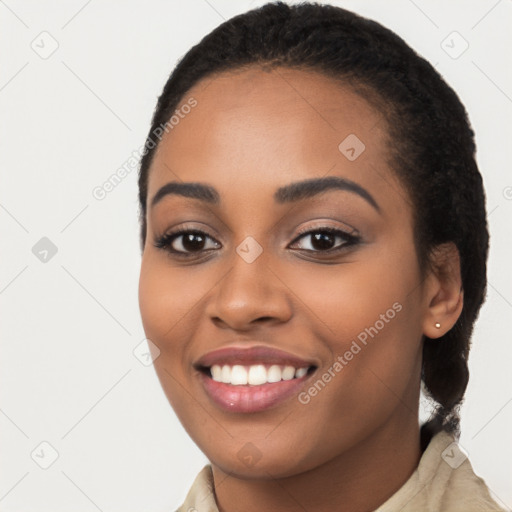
[194, 345, 317, 369]
[194, 345, 318, 413]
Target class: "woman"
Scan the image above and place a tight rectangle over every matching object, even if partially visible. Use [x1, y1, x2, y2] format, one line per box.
[137, 2, 505, 511]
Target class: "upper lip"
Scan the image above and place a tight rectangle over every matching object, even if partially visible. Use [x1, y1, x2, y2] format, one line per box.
[194, 345, 318, 369]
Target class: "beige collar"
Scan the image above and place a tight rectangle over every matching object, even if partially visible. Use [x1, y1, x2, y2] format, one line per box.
[177, 430, 505, 511]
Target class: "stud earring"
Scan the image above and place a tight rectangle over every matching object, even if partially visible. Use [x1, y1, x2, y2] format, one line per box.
[435, 322, 441, 329]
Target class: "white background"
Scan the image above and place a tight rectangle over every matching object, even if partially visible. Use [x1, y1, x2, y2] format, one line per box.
[1, 0, 511, 510]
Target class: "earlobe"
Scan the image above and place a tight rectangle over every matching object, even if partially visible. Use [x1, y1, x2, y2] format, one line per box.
[422, 242, 464, 339]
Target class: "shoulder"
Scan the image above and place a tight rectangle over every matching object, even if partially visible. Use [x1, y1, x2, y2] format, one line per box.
[176, 437, 506, 512]
[376, 431, 506, 512]
[175, 464, 218, 512]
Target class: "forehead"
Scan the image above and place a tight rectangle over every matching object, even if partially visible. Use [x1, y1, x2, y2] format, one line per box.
[147, 66, 404, 217]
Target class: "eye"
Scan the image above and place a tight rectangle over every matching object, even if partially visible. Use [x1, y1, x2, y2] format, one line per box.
[289, 226, 360, 253]
[154, 228, 221, 256]
[154, 225, 360, 259]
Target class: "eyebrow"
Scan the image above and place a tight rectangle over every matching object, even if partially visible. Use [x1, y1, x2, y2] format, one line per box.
[150, 176, 380, 212]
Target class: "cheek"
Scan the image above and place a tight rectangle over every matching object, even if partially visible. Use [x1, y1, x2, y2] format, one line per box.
[138, 254, 201, 341]
[283, 247, 419, 350]
[286, 242, 423, 413]
[138, 255, 198, 395]
[138, 260, 170, 340]
[138, 255, 202, 419]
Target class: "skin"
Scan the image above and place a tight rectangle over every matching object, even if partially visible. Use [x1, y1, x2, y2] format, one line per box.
[138, 66, 463, 512]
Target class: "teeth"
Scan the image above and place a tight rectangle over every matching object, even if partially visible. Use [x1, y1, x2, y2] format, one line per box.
[248, 364, 267, 385]
[209, 364, 310, 385]
[211, 364, 222, 381]
[295, 367, 308, 378]
[220, 364, 231, 384]
[282, 366, 295, 380]
[267, 364, 282, 383]
[231, 365, 248, 385]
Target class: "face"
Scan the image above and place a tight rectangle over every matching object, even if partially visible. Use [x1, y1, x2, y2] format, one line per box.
[138, 66, 427, 478]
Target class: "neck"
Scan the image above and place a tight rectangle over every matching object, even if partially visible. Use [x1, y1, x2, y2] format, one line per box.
[212, 416, 422, 512]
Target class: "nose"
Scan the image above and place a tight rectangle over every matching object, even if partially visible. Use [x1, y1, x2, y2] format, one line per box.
[205, 251, 293, 331]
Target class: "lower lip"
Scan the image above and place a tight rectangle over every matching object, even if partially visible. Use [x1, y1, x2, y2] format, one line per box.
[199, 371, 312, 413]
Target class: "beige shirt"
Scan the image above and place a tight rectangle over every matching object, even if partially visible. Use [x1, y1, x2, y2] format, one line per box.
[176, 431, 506, 511]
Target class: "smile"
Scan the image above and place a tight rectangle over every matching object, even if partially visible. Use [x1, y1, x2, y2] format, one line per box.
[210, 364, 310, 385]
[194, 345, 318, 413]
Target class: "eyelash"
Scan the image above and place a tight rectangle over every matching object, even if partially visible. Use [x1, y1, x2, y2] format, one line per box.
[154, 226, 361, 259]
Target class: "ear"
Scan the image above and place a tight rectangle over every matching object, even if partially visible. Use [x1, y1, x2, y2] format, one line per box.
[422, 242, 464, 339]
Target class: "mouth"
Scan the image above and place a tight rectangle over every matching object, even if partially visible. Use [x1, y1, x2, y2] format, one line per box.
[194, 345, 318, 413]
[199, 363, 316, 385]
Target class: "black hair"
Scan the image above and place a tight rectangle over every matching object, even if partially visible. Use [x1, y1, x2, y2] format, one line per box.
[137, 1, 489, 445]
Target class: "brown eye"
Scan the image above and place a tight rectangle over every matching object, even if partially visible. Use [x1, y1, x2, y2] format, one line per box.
[154, 229, 221, 256]
[290, 227, 360, 253]
[179, 232, 207, 252]
[309, 232, 337, 250]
